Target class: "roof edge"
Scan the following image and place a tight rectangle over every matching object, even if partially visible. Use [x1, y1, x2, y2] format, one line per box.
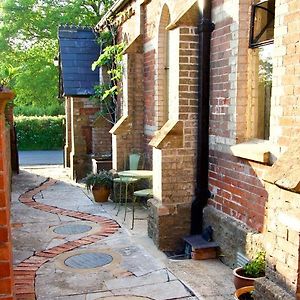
[94, 0, 132, 31]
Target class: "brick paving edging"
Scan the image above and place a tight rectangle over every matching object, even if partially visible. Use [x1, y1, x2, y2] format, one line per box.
[14, 178, 120, 300]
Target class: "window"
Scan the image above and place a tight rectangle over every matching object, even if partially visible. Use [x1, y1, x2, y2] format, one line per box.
[157, 5, 170, 128]
[249, 0, 275, 48]
[249, 0, 275, 140]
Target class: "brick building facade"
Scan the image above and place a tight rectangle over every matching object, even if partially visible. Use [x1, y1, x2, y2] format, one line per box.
[96, 0, 200, 250]
[95, 0, 299, 298]
[0, 88, 15, 300]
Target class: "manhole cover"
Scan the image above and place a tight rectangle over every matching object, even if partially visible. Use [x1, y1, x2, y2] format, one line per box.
[64, 252, 113, 269]
[53, 224, 92, 235]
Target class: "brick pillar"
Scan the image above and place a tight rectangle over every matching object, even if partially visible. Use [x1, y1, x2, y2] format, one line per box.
[64, 97, 72, 168]
[70, 97, 98, 180]
[148, 26, 198, 251]
[111, 43, 144, 171]
[0, 87, 15, 300]
[92, 117, 112, 156]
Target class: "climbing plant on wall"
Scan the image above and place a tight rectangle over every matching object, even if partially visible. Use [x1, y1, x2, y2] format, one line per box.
[91, 22, 125, 125]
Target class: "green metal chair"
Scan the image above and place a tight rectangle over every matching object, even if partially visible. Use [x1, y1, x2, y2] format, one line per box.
[113, 153, 142, 220]
[131, 188, 153, 229]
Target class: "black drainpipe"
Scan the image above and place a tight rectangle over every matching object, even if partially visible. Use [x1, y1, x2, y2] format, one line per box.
[191, 0, 215, 235]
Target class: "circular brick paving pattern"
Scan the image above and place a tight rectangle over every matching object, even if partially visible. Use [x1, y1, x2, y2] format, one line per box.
[15, 178, 120, 300]
[64, 252, 113, 269]
[53, 224, 93, 235]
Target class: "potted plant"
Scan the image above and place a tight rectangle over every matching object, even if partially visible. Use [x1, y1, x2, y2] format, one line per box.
[234, 286, 254, 300]
[233, 251, 266, 289]
[85, 170, 113, 202]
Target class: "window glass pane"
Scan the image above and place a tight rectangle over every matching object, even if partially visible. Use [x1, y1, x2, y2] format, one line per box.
[251, 0, 275, 47]
[257, 44, 273, 139]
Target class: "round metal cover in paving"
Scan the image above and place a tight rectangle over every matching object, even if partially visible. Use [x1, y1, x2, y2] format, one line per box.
[64, 252, 113, 269]
[53, 224, 92, 235]
[55, 249, 122, 273]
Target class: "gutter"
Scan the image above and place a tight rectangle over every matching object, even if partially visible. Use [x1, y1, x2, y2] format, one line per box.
[191, 0, 215, 234]
[95, 0, 132, 31]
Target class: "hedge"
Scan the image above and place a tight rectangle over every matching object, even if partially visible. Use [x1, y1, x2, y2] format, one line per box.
[14, 104, 65, 116]
[15, 115, 65, 150]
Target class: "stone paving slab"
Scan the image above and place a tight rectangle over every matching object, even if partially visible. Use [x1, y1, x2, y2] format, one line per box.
[167, 260, 234, 299]
[111, 280, 191, 299]
[12, 167, 234, 300]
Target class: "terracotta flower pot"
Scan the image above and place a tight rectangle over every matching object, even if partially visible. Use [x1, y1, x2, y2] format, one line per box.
[92, 186, 110, 202]
[233, 267, 264, 289]
[234, 285, 254, 300]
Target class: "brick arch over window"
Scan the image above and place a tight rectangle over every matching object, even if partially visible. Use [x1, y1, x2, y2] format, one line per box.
[156, 4, 170, 129]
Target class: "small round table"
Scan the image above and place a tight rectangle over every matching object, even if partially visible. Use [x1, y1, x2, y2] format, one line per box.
[115, 170, 153, 222]
[118, 170, 153, 179]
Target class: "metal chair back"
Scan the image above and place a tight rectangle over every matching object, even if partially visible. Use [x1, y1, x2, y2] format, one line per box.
[129, 153, 140, 170]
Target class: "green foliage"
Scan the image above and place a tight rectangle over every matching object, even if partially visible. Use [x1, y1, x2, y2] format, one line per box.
[91, 40, 125, 124]
[14, 103, 64, 116]
[0, 63, 17, 87]
[15, 115, 65, 150]
[84, 170, 113, 191]
[0, 0, 113, 111]
[258, 45, 273, 86]
[243, 251, 266, 278]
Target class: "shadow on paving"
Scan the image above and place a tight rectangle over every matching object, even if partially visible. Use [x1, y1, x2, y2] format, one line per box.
[11, 166, 235, 300]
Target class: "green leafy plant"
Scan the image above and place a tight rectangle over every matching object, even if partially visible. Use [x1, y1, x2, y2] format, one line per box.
[91, 22, 125, 124]
[243, 251, 266, 278]
[85, 170, 113, 191]
[15, 115, 65, 150]
[0, 0, 113, 112]
[14, 103, 64, 116]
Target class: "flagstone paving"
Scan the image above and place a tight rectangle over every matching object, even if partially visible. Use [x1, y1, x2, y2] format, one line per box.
[11, 167, 235, 300]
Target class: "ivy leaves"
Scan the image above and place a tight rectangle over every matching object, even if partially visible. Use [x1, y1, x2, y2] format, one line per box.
[91, 40, 125, 124]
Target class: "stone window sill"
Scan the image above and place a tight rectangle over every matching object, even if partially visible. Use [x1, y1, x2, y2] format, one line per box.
[230, 139, 272, 165]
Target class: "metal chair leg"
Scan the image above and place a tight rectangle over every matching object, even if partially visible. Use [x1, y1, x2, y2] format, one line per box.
[124, 183, 129, 221]
[113, 182, 117, 209]
[116, 181, 122, 216]
[131, 195, 136, 230]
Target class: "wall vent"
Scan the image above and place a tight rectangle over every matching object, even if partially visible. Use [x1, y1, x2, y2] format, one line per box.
[236, 252, 249, 267]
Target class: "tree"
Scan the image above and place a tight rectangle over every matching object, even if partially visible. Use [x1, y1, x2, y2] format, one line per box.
[0, 0, 113, 112]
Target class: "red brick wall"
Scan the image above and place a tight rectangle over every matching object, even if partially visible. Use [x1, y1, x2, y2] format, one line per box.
[79, 107, 99, 154]
[0, 90, 15, 299]
[92, 123, 112, 155]
[208, 0, 269, 233]
[208, 151, 268, 232]
[144, 49, 155, 128]
[210, 17, 232, 140]
[143, 48, 155, 159]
